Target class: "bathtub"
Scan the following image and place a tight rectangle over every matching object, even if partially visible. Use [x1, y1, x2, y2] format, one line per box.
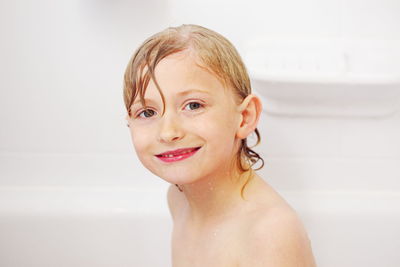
[0, 186, 172, 267]
[0, 153, 399, 267]
[0, 153, 173, 267]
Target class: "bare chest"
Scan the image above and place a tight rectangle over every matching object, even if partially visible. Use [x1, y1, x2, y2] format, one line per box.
[171, 221, 243, 267]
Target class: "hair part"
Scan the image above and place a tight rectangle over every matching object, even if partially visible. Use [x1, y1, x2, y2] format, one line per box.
[123, 24, 264, 198]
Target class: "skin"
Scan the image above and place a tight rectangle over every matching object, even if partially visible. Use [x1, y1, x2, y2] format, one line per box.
[126, 50, 317, 266]
[126, 49, 263, 226]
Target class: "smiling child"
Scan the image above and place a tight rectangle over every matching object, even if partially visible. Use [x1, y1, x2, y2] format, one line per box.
[123, 24, 317, 267]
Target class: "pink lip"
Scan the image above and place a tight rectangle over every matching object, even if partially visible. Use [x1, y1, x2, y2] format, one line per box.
[156, 147, 201, 163]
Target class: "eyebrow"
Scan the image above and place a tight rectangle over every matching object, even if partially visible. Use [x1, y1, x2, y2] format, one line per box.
[132, 98, 156, 107]
[132, 89, 211, 106]
[177, 88, 211, 96]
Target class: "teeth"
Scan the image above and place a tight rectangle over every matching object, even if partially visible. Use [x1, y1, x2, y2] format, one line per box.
[164, 154, 179, 158]
[161, 154, 175, 158]
[161, 148, 198, 157]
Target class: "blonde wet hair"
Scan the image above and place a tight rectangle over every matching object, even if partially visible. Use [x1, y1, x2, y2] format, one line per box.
[123, 24, 264, 198]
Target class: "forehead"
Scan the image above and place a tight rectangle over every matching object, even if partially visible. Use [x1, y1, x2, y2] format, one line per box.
[141, 51, 230, 100]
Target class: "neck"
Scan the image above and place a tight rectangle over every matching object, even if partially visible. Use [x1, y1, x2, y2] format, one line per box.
[180, 164, 255, 228]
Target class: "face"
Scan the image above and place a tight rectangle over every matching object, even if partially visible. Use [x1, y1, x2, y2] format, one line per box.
[126, 51, 243, 185]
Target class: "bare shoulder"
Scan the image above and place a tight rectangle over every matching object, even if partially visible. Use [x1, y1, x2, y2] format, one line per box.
[241, 203, 317, 267]
[167, 184, 187, 222]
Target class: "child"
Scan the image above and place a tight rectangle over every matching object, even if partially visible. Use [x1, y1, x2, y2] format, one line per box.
[123, 24, 317, 267]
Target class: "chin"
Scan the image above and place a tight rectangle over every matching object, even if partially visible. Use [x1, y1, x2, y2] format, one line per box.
[155, 167, 202, 184]
[158, 173, 197, 185]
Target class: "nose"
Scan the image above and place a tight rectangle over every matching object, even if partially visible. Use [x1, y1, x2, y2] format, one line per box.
[157, 112, 184, 143]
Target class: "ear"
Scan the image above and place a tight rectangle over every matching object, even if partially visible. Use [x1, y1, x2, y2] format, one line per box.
[236, 94, 263, 139]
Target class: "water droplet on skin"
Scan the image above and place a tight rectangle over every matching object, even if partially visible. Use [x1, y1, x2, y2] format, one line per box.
[213, 228, 220, 236]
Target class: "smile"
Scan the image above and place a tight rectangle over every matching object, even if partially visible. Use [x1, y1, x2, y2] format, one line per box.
[155, 147, 201, 163]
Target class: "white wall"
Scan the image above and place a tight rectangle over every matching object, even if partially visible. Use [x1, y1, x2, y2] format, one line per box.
[167, 0, 400, 53]
[164, 0, 400, 190]
[1, 0, 399, 156]
[0, 0, 399, 208]
[0, 0, 399, 213]
[0, 0, 168, 154]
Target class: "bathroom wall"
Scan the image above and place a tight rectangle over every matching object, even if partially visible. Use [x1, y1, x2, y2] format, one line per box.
[1, 0, 399, 158]
[1, 0, 398, 157]
[0, 0, 168, 155]
[0, 0, 172, 189]
[0, 0, 400, 193]
[164, 0, 400, 189]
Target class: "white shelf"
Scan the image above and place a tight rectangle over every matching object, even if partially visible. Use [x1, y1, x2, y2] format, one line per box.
[244, 40, 400, 118]
[251, 75, 400, 118]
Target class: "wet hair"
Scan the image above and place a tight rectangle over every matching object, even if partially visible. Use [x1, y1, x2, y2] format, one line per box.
[123, 24, 264, 198]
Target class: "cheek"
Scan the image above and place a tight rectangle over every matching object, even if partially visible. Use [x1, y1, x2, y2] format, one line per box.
[130, 129, 158, 171]
[192, 111, 238, 146]
[130, 128, 151, 155]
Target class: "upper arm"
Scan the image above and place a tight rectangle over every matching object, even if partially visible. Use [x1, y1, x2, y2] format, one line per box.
[245, 208, 317, 267]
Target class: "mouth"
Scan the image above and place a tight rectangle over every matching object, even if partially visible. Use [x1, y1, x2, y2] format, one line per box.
[155, 146, 201, 163]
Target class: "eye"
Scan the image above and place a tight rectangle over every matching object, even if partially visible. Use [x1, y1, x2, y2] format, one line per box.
[184, 101, 203, 111]
[137, 109, 156, 118]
